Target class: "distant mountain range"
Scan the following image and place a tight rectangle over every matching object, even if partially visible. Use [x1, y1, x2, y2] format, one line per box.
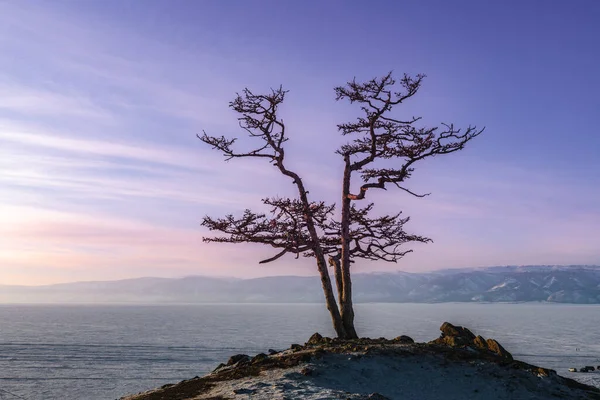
[2, 265, 600, 304]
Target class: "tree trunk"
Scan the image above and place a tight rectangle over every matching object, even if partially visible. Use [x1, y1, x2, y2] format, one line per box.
[287, 170, 347, 339]
[339, 157, 359, 339]
[315, 252, 347, 338]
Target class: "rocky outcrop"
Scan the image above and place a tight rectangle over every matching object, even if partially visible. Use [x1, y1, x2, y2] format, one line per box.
[306, 332, 323, 345]
[430, 322, 513, 360]
[485, 338, 512, 360]
[440, 322, 476, 340]
[305, 332, 329, 345]
[473, 335, 487, 349]
[121, 324, 600, 400]
[433, 322, 476, 347]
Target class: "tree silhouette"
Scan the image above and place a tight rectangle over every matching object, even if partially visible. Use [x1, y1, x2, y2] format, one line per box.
[200, 73, 483, 339]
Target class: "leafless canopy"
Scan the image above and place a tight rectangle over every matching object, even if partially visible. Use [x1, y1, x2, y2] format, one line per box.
[199, 72, 483, 338]
[326, 203, 431, 262]
[335, 72, 484, 200]
[202, 198, 336, 264]
[200, 72, 481, 266]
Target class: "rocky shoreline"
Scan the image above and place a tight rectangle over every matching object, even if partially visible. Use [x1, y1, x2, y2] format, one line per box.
[121, 322, 600, 400]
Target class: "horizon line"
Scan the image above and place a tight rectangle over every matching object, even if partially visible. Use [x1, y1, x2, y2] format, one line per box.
[3, 264, 599, 288]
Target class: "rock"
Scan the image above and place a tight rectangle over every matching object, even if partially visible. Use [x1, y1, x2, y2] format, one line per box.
[393, 335, 415, 344]
[306, 332, 324, 345]
[290, 343, 303, 351]
[431, 322, 513, 361]
[440, 322, 475, 341]
[435, 335, 450, 346]
[474, 335, 488, 350]
[533, 367, 555, 377]
[431, 322, 477, 347]
[212, 363, 226, 372]
[486, 339, 513, 360]
[251, 353, 268, 364]
[300, 366, 314, 376]
[268, 349, 279, 355]
[226, 354, 250, 366]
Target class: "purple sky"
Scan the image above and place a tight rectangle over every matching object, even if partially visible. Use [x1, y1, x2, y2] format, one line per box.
[1, 1, 599, 285]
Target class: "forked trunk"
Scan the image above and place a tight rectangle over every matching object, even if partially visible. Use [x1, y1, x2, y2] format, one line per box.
[314, 253, 347, 338]
[290, 173, 347, 339]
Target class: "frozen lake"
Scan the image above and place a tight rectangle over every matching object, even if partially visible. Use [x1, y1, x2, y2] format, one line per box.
[0, 303, 599, 399]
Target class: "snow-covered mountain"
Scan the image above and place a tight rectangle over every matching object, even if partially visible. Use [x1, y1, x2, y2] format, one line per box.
[2, 265, 600, 304]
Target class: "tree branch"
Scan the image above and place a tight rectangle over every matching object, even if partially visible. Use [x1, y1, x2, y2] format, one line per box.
[335, 73, 483, 201]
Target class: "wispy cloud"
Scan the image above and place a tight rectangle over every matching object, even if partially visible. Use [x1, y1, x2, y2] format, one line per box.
[0, 80, 113, 121]
[0, 1, 598, 285]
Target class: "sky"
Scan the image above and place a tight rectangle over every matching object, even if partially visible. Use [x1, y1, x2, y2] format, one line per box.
[1, 0, 599, 285]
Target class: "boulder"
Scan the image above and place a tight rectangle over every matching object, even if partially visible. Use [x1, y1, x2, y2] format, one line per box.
[226, 354, 250, 366]
[306, 332, 324, 345]
[212, 363, 226, 372]
[474, 335, 488, 350]
[393, 335, 415, 344]
[290, 343, 303, 351]
[431, 322, 513, 361]
[486, 339, 513, 360]
[431, 322, 477, 347]
[440, 322, 476, 341]
[532, 367, 555, 377]
[439, 335, 460, 347]
[251, 353, 269, 364]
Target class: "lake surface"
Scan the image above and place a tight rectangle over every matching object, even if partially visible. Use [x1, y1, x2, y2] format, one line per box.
[0, 303, 599, 400]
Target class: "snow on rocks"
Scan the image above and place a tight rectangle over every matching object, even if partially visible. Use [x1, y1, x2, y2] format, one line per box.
[121, 323, 600, 400]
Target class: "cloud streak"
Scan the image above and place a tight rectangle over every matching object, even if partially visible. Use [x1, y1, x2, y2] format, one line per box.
[1, 1, 598, 285]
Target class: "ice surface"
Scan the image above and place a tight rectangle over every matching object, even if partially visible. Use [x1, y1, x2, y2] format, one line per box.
[0, 303, 598, 400]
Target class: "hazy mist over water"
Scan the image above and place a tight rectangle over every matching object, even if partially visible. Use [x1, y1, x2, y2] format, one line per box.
[1, 303, 599, 400]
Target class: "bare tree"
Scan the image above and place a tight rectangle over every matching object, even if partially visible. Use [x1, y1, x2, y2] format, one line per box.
[199, 73, 483, 339]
